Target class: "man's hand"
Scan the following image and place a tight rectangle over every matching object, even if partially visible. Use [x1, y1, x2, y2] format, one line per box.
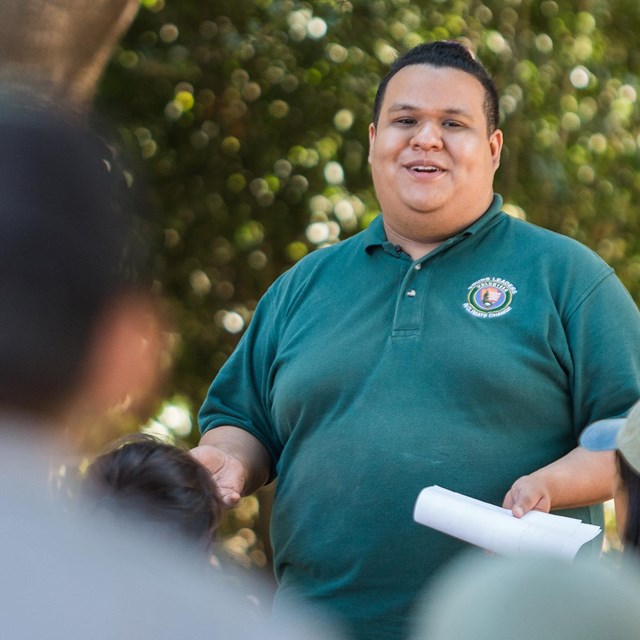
[190, 426, 271, 508]
[191, 444, 246, 508]
[502, 474, 551, 518]
[502, 446, 615, 519]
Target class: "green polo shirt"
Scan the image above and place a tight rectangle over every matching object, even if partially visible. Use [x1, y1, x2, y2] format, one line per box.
[200, 195, 640, 640]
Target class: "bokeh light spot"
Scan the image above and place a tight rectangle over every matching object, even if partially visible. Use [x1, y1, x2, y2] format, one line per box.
[570, 66, 590, 89]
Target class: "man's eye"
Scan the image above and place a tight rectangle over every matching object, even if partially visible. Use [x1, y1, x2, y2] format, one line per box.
[395, 118, 415, 125]
[443, 121, 462, 127]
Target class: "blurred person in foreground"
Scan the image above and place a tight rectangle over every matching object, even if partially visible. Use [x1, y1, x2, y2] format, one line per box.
[411, 551, 640, 640]
[193, 40, 640, 639]
[581, 398, 640, 553]
[0, 103, 338, 640]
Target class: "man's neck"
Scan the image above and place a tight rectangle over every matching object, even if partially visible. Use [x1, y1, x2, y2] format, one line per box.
[382, 201, 496, 260]
[383, 223, 450, 260]
[390, 237, 441, 260]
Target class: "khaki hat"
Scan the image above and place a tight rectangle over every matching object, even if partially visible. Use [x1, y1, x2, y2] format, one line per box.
[412, 552, 640, 640]
[579, 400, 640, 474]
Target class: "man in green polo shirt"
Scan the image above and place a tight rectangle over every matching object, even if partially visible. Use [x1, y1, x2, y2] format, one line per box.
[193, 41, 640, 640]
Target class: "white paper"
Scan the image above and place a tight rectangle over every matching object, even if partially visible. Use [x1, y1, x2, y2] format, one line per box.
[413, 486, 601, 560]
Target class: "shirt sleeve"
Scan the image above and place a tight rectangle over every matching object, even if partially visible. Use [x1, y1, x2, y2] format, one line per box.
[198, 283, 283, 480]
[565, 268, 640, 438]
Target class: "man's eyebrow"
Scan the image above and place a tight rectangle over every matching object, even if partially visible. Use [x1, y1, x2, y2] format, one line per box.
[386, 103, 474, 118]
[388, 103, 418, 112]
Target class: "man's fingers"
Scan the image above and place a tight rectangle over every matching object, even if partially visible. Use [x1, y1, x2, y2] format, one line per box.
[190, 444, 247, 506]
[502, 490, 514, 510]
[503, 476, 550, 518]
[512, 497, 546, 518]
[507, 488, 529, 518]
[212, 482, 241, 507]
[509, 488, 539, 518]
[512, 504, 525, 518]
[220, 491, 242, 508]
[190, 446, 216, 472]
[509, 489, 549, 518]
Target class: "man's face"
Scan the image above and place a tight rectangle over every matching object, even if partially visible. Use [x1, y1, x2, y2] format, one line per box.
[368, 64, 503, 241]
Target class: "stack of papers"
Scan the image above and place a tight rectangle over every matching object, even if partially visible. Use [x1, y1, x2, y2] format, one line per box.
[413, 485, 601, 560]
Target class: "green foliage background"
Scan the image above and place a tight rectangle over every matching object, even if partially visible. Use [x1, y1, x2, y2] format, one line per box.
[95, 0, 640, 570]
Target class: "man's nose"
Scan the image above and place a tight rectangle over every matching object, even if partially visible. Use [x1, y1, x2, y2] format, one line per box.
[410, 122, 444, 150]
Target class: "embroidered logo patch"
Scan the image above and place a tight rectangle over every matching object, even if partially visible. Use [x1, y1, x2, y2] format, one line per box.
[464, 277, 517, 318]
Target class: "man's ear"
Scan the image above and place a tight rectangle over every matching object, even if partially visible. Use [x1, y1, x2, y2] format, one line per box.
[368, 122, 376, 164]
[489, 128, 503, 170]
[75, 294, 166, 418]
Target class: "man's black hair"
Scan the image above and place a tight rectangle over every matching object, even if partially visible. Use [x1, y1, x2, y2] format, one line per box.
[372, 40, 500, 134]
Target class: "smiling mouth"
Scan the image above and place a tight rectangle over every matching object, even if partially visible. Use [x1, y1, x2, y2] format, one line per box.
[406, 165, 444, 174]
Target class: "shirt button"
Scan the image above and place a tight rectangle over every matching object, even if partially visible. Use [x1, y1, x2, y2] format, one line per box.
[414, 263, 422, 270]
[406, 289, 417, 297]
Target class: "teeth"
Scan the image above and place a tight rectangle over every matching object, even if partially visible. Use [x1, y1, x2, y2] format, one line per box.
[413, 166, 438, 172]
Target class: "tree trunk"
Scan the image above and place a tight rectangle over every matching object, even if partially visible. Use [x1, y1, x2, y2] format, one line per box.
[0, 0, 139, 114]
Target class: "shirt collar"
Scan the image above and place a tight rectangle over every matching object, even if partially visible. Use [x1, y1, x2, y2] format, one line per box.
[363, 193, 504, 254]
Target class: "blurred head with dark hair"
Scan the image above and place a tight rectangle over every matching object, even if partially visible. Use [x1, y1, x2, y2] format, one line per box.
[0, 102, 161, 426]
[84, 434, 223, 554]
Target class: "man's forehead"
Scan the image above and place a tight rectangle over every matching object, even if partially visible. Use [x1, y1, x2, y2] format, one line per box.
[381, 67, 486, 112]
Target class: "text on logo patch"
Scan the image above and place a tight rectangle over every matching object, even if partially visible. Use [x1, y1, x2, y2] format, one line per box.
[464, 277, 517, 318]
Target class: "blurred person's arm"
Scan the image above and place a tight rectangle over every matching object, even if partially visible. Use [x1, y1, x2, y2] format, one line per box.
[191, 427, 270, 507]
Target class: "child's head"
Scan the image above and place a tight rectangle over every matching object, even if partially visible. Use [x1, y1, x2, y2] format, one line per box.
[580, 400, 640, 550]
[84, 434, 223, 553]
